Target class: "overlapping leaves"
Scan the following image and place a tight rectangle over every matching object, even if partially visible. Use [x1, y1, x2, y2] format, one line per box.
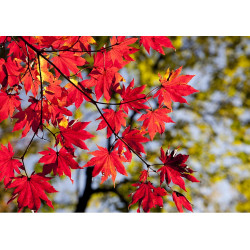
[0, 36, 199, 213]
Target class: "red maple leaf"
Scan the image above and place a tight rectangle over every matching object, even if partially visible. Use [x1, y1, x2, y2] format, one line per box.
[7, 40, 26, 61]
[108, 36, 138, 66]
[157, 148, 199, 190]
[6, 173, 57, 212]
[12, 97, 42, 138]
[43, 36, 95, 53]
[83, 50, 126, 101]
[43, 96, 72, 127]
[84, 145, 127, 186]
[154, 67, 198, 109]
[129, 182, 167, 212]
[0, 92, 21, 123]
[8, 38, 36, 62]
[1, 57, 24, 87]
[48, 36, 79, 50]
[21, 68, 40, 97]
[75, 36, 96, 53]
[88, 66, 123, 101]
[42, 80, 73, 125]
[96, 109, 127, 138]
[119, 79, 149, 113]
[114, 126, 149, 161]
[172, 191, 193, 213]
[159, 147, 189, 169]
[56, 120, 94, 150]
[39, 147, 80, 182]
[138, 108, 174, 140]
[140, 36, 175, 54]
[0, 143, 22, 186]
[158, 165, 187, 191]
[65, 80, 93, 108]
[52, 51, 86, 77]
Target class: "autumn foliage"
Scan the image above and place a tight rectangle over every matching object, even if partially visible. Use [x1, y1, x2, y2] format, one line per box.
[0, 36, 199, 212]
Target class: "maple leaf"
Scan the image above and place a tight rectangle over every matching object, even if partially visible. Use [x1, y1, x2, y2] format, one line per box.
[56, 120, 94, 150]
[49, 36, 78, 50]
[157, 148, 199, 190]
[158, 165, 187, 191]
[76, 36, 96, 53]
[84, 145, 127, 186]
[88, 66, 123, 101]
[83, 50, 126, 101]
[129, 182, 167, 212]
[6, 173, 57, 212]
[0, 92, 21, 122]
[154, 67, 198, 109]
[1, 57, 24, 87]
[43, 86, 73, 126]
[0, 143, 22, 186]
[7, 41, 26, 61]
[46, 36, 95, 53]
[22, 68, 40, 97]
[108, 36, 138, 66]
[138, 108, 174, 140]
[33, 36, 57, 49]
[65, 80, 93, 108]
[8, 38, 36, 62]
[39, 147, 80, 182]
[159, 147, 189, 168]
[114, 126, 149, 161]
[140, 36, 175, 54]
[119, 79, 149, 113]
[52, 51, 86, 77]
[172, 191, 193, 213]
[96, 109, 127, 138]
[12, 97, 42, 138]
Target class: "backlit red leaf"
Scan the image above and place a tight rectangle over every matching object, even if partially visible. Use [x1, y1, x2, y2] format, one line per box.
[172, 191, 193, 213]
[119, 79, 149, 113]
[52, 51, 86, 77]
[129, 182, 167, 212]
[114, 126, 149, 161]
[39, 147, 80, 182]
[154, 67, 198, 109]
[6, 173, 57, 212]
[56, 120, 94, 150]
[138, 108, 174, 140]
[0, 143, 22, 186]
[84, 145, 127, 186]
[0, 92, 21, 122]
[140, 36, 175, 54]
[157, 148, 199, 190]
[96, 109, 127, 138]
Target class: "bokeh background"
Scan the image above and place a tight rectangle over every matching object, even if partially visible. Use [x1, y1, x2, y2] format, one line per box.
[0, 36, 249, 212]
